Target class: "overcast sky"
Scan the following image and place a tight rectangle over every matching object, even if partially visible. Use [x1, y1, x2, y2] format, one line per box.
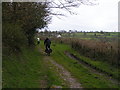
[47, 0, 119, 32]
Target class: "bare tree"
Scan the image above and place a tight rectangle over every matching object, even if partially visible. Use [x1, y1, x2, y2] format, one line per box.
[6, 0, 98, 16]
[46, 0, 98, 16]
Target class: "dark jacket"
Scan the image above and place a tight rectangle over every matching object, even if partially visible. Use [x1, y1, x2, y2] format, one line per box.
[44, 38, 51, 45]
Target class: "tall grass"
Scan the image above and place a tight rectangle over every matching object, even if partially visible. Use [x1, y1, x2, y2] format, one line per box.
[46, 37, 119, 66]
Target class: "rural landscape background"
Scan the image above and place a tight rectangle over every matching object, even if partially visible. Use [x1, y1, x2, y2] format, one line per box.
[2, 0, 120, 89]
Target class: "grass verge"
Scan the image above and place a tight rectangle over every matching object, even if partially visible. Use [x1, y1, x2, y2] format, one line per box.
[3, 46, 65, 88]
[68, 48, 119, 80]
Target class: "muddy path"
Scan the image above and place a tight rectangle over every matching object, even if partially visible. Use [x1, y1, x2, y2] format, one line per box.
[44, 56, 82, 88]
[65, 51, 119, 85]
[39, 48, 82, 88]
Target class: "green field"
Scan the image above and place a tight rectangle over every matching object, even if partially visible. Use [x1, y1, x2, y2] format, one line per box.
[61, 32, 119, 42]
[3, 40, 119, 88]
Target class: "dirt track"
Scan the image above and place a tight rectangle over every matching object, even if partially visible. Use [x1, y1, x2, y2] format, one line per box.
[65, 51, 119, 85]
[40, 49, 82, 88]
[44, 56, 82, 88]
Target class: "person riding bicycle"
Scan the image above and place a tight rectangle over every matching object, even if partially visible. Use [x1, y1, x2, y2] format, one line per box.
[44, 38, 51, 52]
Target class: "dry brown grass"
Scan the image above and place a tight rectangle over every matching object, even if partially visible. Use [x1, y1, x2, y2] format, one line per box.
[48, 37, 119, 65]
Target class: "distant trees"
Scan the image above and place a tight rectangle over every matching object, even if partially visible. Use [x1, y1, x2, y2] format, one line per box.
[100, 30, 104, 34]
[84, 31, 86, 35]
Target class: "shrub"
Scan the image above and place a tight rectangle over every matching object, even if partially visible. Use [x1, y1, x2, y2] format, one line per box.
[2, 23, 27, 55]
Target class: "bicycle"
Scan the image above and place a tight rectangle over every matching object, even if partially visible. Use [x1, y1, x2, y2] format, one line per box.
[45, 47, 52, 56]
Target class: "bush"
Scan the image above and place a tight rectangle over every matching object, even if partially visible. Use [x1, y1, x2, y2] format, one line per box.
[2, 23, 27, 54]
